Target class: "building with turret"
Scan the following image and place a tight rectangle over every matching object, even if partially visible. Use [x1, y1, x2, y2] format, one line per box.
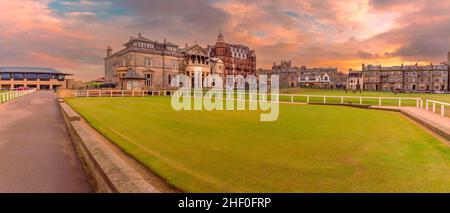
[207, 32, 256, 78]
[105, 34, 224, 90]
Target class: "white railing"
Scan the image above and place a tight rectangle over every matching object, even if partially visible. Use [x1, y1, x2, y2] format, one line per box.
[0, 89, 37, 104]
[270, 94, 422, 107]
[74, 90, 423, 108]
[424, 99, 450, 116]
[74, 90, 174, 97]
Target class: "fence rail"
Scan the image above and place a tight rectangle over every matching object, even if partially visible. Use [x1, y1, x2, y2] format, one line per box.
[0, 89, 36, 104]
[74, 90, 423, 107]
[425, 99, 450, 116]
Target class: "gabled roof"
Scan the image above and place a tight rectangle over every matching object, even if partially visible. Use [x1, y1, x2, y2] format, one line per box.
[179, 44, 208, 56]
[0, 67, 71, 75]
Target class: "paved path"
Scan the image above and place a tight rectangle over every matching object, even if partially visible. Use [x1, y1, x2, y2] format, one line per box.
[0, 91, 91, 192]
[373, 106, 450, 141]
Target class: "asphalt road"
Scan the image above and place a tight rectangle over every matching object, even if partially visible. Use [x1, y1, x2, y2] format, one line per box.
[0, 91, 91, 192]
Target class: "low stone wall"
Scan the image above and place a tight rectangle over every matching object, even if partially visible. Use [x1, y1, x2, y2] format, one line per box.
[57, 89, 75, 98]
[400, 111, 450, 141]
[59, 101, 159, 193]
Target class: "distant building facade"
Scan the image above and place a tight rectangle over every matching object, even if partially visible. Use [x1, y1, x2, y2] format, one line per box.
[270, 60, 299, 88]
[362, 63, 449, 92]
[207, 32, 256, 78]
[0, 67, 71, 90]
[347, 70, 363, 91]
[257, 60, 342, 89]
[298, 67, 338, 89]
[105, 34, 224, 90]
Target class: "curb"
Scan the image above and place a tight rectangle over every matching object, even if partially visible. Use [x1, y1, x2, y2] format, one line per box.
[58, 101, 159, 193]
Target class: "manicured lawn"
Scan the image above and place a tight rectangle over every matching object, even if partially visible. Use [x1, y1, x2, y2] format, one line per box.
[66, 97, 450, 192]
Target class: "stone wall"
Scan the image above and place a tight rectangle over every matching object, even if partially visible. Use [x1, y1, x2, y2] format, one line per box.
[59, 101, 159, 193]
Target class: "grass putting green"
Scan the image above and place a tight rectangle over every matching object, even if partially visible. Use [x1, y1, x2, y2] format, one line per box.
[66, 97, 450, 192]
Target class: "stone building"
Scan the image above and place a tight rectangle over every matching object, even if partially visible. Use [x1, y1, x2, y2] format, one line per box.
[257, 60, 340, 89]
[298, 67, 338, 88]
[362, 63, 449, 92]
[334, 72, 348, 89]
[105, 34, 224, 90]
[347, 70, 363, 91]
[269, 60, 299, 88]
[207, 32, 256, 78]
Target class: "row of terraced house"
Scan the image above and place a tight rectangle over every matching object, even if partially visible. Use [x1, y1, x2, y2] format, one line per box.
[361, 62, 449, 92]
[267, 51, 450, 93]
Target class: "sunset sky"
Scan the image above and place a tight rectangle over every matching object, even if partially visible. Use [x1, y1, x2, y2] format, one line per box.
[1, 0, 450, 80]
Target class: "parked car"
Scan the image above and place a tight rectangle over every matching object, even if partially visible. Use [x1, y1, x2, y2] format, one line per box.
[15, 86, 30, 91]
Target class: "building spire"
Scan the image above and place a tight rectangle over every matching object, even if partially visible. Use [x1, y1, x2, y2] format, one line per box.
[217, 29, 224, 43]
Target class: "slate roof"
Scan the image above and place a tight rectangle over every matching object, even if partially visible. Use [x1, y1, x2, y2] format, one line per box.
[0, 67, 71, 75]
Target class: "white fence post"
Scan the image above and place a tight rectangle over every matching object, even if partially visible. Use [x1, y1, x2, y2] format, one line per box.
[341, 97, 344, 104]
[441, 105, 445, 116]
[306, 96, 310, 103]
[433, 102, 436, 113]
[291, 95, 294, 103]
[399, 98, 402, 107]
[379, 97, 381, 106]
[323, 96, 326, 103]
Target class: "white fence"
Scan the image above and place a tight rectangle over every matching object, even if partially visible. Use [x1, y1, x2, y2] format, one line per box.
[275, 94, 422, 107]
[425, 99, 450, 116]
[74, 90, 423, 107]
[75, 90, 173, 97]
[0, 89, 36, 104]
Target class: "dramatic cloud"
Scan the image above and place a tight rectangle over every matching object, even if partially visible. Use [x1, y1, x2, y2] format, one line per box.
[0, 0, 449, 80]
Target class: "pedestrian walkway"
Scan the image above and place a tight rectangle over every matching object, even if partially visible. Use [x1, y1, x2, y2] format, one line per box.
[373, 106, 450, 141]
[0, 91, 91, 192]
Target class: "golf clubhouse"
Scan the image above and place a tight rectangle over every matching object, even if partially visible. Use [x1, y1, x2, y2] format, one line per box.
[0, 67, 72, 90]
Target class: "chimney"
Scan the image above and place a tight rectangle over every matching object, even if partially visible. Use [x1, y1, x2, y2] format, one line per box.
[107, 46, 112, 57]
[447, 51, 450, 65]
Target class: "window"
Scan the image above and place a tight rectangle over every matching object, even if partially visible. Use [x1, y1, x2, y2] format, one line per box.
[12, 73, 24, 80]
[168, 75, 172, 84]
[1, 73, 11, 80]
[145, 74, 152, 87]
[127, 80, 140, 90]
[172, 61, 178, 69]
[25, 73, 37, 80]
[39, 74, 51, 81]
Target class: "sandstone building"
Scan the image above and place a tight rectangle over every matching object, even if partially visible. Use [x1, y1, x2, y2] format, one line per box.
[362, 63, 449, 92]
[207, 32, 256, 78]
[269, 60, 299, 88]
[105, 34, 224, 90]
[258, 60, 342, 89]
[298, 66, 338, 89]
[347, 70, 363, 91]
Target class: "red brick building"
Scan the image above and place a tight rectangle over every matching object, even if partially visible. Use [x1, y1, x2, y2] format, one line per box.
[207, 32, 256, 77]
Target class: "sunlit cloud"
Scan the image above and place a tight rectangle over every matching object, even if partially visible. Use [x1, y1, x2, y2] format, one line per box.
[0, 0, 449, 80]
